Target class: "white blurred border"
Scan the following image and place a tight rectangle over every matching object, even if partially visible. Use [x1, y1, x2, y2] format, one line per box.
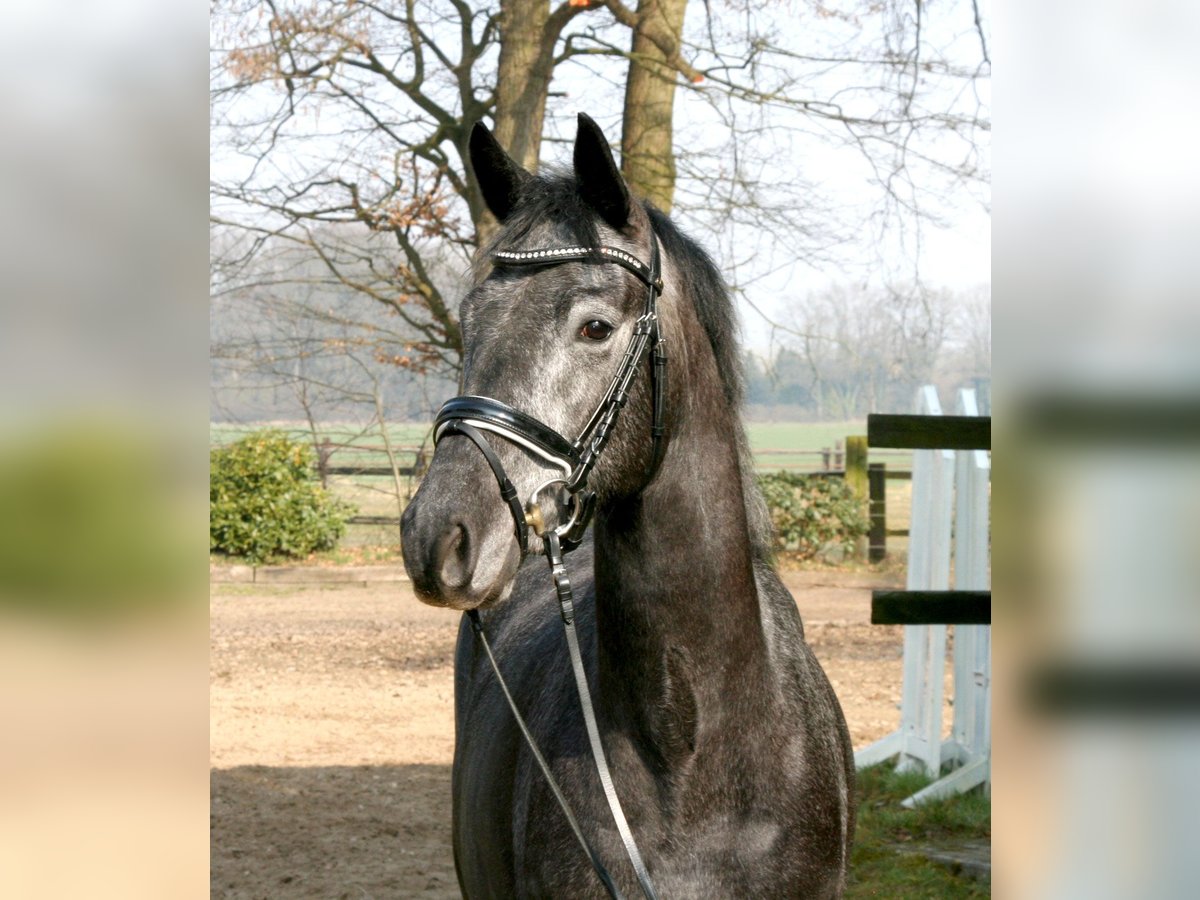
[0, 1, 209, 896]
[998, 0, 1200, 896]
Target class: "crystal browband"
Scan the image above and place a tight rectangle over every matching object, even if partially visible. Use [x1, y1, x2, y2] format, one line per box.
[493, 245, 661, 291]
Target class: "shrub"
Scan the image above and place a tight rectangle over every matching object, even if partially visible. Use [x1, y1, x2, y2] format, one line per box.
[210, 431, 353, 564]
[757, 471, 869, 561]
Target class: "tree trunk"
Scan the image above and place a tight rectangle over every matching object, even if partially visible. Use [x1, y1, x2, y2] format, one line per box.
[475, 0, 588, 244]
[620, 0, 689, 212]
[493, 0, 552, 173]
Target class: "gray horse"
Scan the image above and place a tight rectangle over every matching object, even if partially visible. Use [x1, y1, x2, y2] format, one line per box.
[402, 114, 854, 898]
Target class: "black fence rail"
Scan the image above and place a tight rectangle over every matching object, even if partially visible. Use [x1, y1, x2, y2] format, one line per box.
[866, 412, 992, 624]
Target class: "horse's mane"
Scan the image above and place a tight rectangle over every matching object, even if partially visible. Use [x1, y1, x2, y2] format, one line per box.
[482, 174, 774, 559]
[643, 206, 741, 411]
[644, 205, 774, 560]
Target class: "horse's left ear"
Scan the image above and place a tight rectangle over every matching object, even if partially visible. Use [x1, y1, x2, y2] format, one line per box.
[573, 113, 631, 231]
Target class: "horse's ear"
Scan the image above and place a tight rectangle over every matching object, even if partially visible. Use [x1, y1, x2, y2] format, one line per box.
[573, 113, 631, 231]
[469, 122, 530, 222]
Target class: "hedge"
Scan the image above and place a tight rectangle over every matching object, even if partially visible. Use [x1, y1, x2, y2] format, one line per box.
[757, 471, 869, 561]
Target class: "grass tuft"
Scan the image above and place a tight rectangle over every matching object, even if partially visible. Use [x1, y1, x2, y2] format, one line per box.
[848, 763, 991, 898]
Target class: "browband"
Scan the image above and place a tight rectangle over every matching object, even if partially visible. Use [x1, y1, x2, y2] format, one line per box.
[493, 245, 663, 292]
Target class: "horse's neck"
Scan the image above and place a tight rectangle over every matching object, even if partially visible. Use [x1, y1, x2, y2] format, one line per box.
[592, 376, 767, 749]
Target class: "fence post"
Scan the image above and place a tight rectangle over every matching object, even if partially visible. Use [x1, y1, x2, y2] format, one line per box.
[834, 439, 844, 470]
[868, 462, 887, 562]
[317, 437, 332, 488]
[845, 435, 868, 560]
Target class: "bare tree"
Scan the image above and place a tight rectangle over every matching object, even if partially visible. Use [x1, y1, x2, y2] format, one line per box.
[769, 282, 956, 418]
[211, 0, 989, 386]
[605, 0, 693, 210]
[560, 0, 989, 277]
[933, 282, 991, 401]
[211, 227, 455, 519]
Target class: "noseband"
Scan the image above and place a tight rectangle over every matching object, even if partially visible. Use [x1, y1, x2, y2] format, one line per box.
[431, 235, 667, 900]
[434, 238, 667, 554]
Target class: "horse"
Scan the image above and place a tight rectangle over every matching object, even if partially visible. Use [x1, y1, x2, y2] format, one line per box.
[401, 113, 854, 898]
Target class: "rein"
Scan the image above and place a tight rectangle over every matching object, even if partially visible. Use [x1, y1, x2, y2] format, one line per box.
[434, 236, 666, 900]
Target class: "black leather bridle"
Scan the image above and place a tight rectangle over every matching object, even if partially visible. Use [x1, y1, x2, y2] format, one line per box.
[434, 239, 666, 555]
[432, 236, 667, 900]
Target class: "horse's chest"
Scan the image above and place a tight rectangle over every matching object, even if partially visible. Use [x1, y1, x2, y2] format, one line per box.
[523, 813, 811, 898]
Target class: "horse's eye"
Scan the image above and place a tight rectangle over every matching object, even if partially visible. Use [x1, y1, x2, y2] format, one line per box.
[580, 320, 613, 341]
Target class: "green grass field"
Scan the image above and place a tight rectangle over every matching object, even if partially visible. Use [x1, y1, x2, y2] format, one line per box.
[210, 421, 434, 450]
[212, 420, 861, 449]
[748, 420, 858, 471]
[211, 420, 914, 554]
[746, 420, 865, 451]
[210, 420, 894, 471]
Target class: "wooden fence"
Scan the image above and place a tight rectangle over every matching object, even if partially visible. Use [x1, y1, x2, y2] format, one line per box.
[213, 434, 915, 545]
[312, 438, 428, 480]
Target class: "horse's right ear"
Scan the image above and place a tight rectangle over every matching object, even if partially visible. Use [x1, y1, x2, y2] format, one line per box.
[469, 122, 530, 222]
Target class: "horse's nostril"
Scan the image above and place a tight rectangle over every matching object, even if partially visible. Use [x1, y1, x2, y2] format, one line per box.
[437, 523, 475, 589]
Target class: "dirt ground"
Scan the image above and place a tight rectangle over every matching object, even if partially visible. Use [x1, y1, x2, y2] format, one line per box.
[210, 569, 950, 899]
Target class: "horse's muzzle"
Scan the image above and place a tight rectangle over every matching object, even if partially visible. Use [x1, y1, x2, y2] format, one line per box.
[400, 455, 521, 610]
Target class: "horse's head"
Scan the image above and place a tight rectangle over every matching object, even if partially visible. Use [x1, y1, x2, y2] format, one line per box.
[401, 114, 666, 610]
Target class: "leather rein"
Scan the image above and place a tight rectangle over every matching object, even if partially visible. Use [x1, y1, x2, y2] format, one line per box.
[432, 236, 667, 900]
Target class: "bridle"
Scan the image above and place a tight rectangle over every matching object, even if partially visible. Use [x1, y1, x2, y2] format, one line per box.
[431, 234, 667, 900]
[434, 239, 667, 555]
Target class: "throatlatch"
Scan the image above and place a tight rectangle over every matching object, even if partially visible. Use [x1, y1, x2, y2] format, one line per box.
[434, 235, 666, 900]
